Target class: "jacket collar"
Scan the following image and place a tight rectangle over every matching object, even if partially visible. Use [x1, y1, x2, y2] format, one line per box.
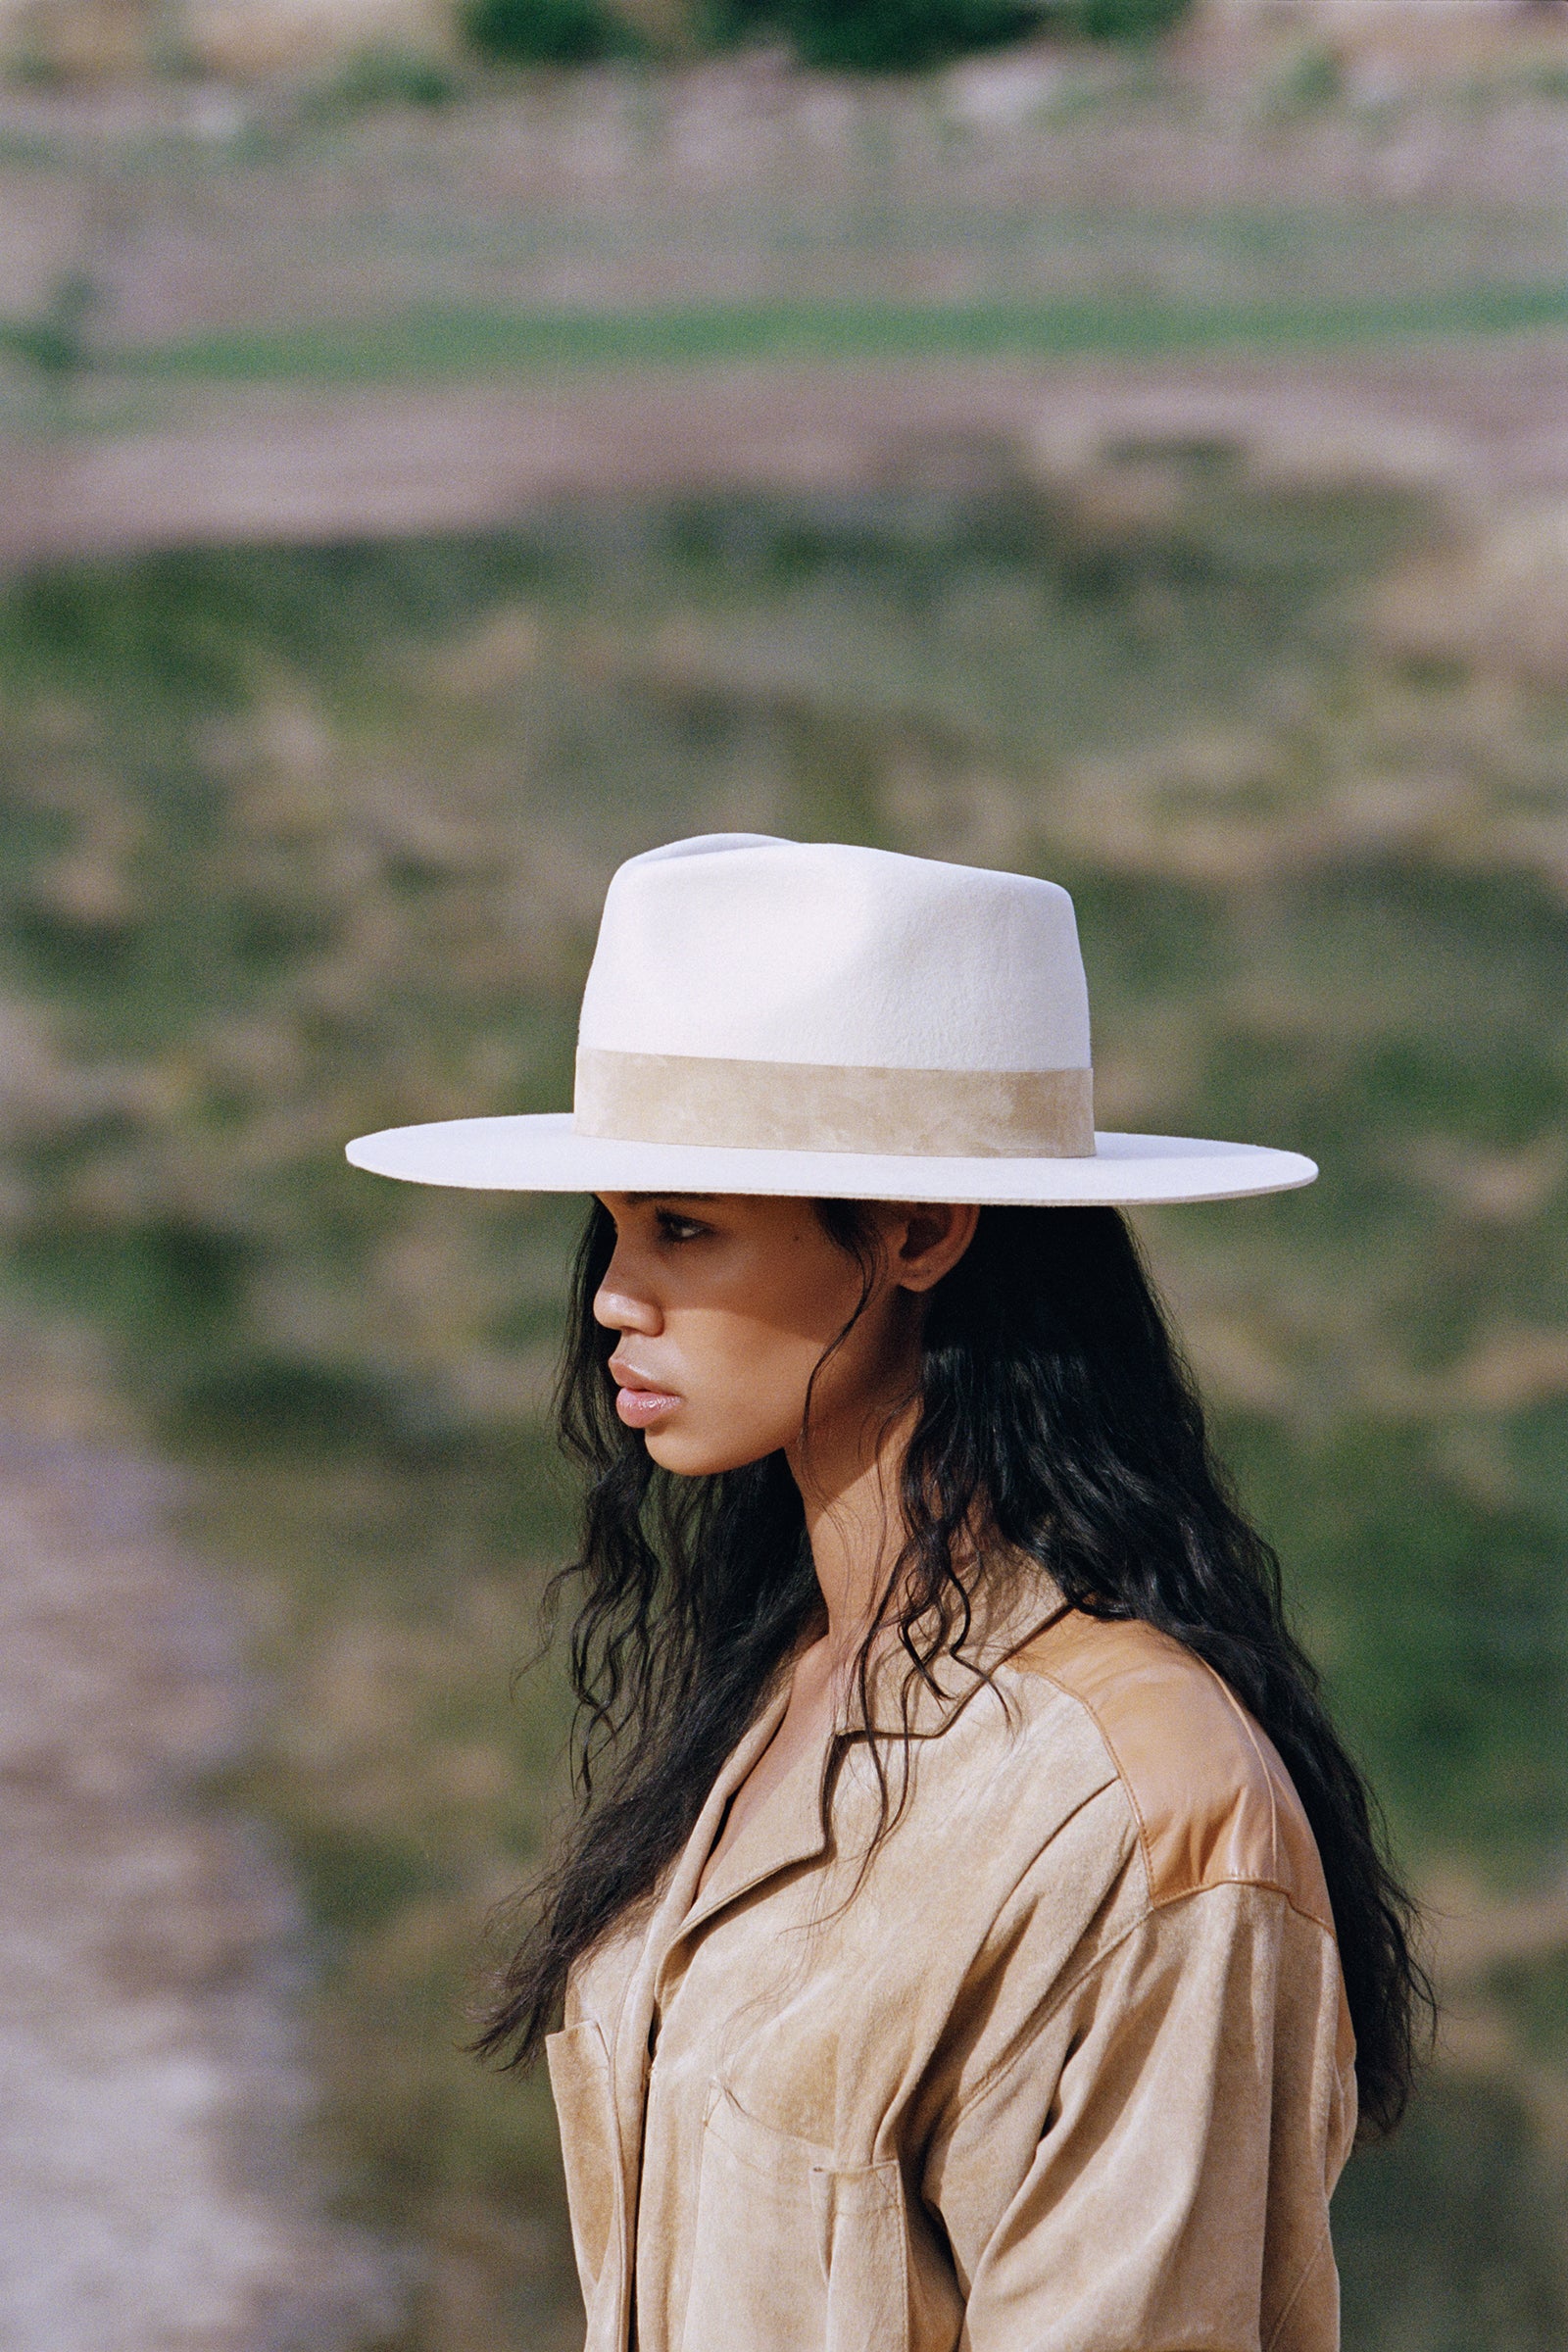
[670, 1700, 834, 1948]
[658, 1566, 1070, 1953]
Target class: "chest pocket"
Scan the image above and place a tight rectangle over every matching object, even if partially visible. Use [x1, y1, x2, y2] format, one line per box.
[546, 2020, 622, 2311]
[681, 2085, 910, 2352]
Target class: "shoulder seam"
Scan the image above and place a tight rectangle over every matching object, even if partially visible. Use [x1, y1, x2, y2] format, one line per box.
[1196, 1649, 1281, 1886]
[1162, 1874, 1345, 1935]
[1010, 1624, 1332, 1929]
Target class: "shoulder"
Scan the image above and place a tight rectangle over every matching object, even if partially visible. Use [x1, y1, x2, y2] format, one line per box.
[1003, 1609, 1335, 1933]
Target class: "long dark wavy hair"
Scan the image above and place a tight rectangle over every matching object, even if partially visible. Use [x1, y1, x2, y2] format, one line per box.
[478, 1198, 1431, 2138]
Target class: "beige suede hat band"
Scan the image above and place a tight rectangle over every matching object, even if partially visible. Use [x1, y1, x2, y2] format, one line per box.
[346, 835, 1316, 1206]
[572, 1050, 1096, 1159]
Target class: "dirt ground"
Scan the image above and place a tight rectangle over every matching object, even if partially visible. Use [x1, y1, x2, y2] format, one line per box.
[0, 1433, 402, 2352]
[6, 336, 1568, 565]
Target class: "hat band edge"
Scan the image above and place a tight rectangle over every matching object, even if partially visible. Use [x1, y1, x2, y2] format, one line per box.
[574, 1048, 1095, 1160]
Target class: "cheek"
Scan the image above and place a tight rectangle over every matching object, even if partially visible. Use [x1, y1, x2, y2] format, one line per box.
[650, 1308, 824, 1473]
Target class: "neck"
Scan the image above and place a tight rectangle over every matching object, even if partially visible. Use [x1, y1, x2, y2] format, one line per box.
[788, 1397, 916, 1662]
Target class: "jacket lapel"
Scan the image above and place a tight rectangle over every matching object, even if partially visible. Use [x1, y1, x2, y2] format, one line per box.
[665, 1727, 834, 1948]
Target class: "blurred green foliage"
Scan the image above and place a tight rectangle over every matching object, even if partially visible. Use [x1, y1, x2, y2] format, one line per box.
[455, 0, 1194, 68]
[0, 472, 1564, 2346]
[1335, 2074, 1568, 2352]
[461, 0, 643, 68]
[1053, 0, 1192, 40]
[302, 44, 462, 115]
[0, 271, 96, 390]
[1269, 39, 1346, 116]
[706, 0, 1046, 71]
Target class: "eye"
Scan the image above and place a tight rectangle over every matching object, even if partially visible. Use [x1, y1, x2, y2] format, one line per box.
[656, 1208, 709, 1245]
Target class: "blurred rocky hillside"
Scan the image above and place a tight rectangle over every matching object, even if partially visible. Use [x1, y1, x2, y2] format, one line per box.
[0, 11, 1564, 2348]
[0, 459, 1564, 2346]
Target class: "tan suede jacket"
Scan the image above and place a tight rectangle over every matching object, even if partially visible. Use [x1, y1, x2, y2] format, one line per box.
[549, 1597, 1357, 2352]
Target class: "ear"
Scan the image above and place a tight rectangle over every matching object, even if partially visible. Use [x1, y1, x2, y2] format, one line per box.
[883, 1200, 980, 1295]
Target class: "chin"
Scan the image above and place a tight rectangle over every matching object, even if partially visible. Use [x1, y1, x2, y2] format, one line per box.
[643, 1426, 775, 1478]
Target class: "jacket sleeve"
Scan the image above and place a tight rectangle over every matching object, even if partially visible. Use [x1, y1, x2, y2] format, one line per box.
[925, 1881, 1355, 2352]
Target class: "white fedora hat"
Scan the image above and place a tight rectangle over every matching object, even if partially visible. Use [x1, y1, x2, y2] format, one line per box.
[346, 834, 1315, 1206]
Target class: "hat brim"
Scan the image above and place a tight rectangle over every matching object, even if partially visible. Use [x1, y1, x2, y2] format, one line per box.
[346, 1112, 1315, 1206]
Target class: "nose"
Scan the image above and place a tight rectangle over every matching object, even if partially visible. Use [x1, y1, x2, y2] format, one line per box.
[592, 1243, 662, 1338]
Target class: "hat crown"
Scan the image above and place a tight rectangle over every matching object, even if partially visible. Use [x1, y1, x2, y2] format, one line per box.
[577, 835, 1091, 1074]
[346, 830, 1317, 1201]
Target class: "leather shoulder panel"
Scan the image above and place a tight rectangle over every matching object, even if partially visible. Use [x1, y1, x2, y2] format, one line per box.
[1010, 1610, 1335, 1932]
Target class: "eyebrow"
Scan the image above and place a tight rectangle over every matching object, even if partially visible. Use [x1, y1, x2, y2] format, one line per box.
[615, 1193, 721, 1205]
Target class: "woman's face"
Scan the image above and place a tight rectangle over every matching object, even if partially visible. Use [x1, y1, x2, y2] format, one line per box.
[591, 1194, 975, 1482]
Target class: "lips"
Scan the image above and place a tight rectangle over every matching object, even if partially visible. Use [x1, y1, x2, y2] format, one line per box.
[609, 1357, 682, 1429]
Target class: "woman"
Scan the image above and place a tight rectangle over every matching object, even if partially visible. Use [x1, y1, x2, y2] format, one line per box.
[349, 834, 1427, 2352]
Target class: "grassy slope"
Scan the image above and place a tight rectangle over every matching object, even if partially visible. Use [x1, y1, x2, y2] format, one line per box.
[0, 483, 1564, 2347]
[109, 284, 1568, 383]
